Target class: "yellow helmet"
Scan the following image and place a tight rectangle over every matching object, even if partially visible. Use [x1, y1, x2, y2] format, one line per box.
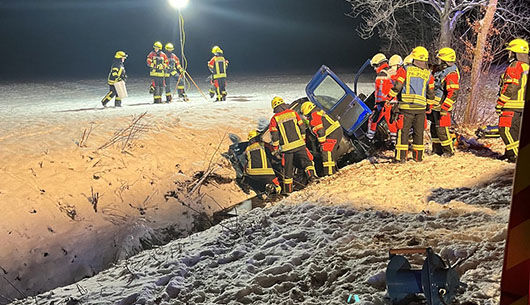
[301, 101, 316, 116]
[437, 47, 456, 62]
[248, 130, 259, 141]
[271, 96, 284, 109]
[411, 46, 429, 61]
[506, 38, 529, 54]
[153, 41, 163, 50]
[212, 45, 223, 54]
[165, 43, 174, 52]
[370, 53, 387, 66]
[388, 54, 403, 67]
[114, 51, 127, 59]
[403, 54, 414, 65]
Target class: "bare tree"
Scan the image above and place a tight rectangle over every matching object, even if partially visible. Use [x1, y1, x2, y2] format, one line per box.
[346, 0, 530, 52]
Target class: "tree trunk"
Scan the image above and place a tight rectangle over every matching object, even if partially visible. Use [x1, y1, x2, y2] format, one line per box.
[439, 13, 452, 48]
[464, 0, 498, 125]
[438, 0, 454, 49]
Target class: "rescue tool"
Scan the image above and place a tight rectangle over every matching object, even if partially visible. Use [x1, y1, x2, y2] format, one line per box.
[386, 247, 465, 305]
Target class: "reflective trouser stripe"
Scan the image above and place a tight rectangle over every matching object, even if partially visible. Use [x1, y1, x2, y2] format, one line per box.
[505, 127, 520, 156]
[440, 127, 454, 153]
[323, 151, 335, 175]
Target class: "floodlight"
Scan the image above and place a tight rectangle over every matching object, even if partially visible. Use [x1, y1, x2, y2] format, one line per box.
[168, 0, 189, 9]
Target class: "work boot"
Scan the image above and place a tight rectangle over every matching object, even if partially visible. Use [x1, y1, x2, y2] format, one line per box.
[166, 95, 172, 103]
[441, 151, 454, 158]
[149, 84, 155, 94]
[101, 100, 109, 108]
[209, 90, 215, 98]
[115, 99, 122, 107]
[154, 98, 162, 104]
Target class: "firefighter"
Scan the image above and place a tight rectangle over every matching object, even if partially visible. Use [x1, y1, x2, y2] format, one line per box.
[389, 46, 435, 162]
[403, 54, 414, 66]
[244, 130, 282, 196]
[164, 43, 188, 102]
[388, 54, 403, 77]
[101, 51, 128, 108]
[208, 45, 229, 101]
[367, 53, 398, 144]
[496, 38, 529, 162]
[301, 101, 343, 176]
[269, 97, 316, 193]
[146, 41, 168, 104]
[430, 47, 460, 156]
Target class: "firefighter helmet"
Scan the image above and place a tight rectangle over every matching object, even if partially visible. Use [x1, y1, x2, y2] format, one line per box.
[389, 54, 403, 67]
[248, 130, 259, 141]
[153, 41, 163, 50]
[370, 53, 387, 66]
[212, 45, 223, 54]
[114, 51, 128, 59]
[411, 46, 429, 61]
[301, 101, 316, 116]
[506, 38, 529, 54]
[271, 96, 284, 109]
[403, 54, 414, 65]
[165, 43, 175, 52]
[437, 47, 456, 62]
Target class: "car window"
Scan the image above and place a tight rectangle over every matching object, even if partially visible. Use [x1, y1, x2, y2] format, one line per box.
[313, 75, 346, 111]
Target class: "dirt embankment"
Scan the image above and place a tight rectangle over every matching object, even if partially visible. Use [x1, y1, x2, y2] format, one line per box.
[0, 111, 251, 301]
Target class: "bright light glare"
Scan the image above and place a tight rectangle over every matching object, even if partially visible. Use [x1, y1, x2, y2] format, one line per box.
[168, 0, 189, 9]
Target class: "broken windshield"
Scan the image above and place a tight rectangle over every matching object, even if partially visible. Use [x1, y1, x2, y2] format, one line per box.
[313, 75, 346, 111]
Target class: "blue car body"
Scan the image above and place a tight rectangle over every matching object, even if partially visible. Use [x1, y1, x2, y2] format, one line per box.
[305, 65, 372, 138]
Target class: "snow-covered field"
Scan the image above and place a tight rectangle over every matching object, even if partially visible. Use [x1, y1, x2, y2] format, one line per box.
[0, 73, 512, 304]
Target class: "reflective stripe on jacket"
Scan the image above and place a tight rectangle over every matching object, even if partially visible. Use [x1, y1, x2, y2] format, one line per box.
[498, 60, 529, 110]
[165, 52, 183, 77]
[389, 64, 435, 110]
[146, 51, 168, 77]
[107, 60, 126, 85]
[245, 142, 275, 176]
[269, 109, 306, 152]
[375, 63, 393, 104]
[433, 64, 460, 112]
[208, 56, 228, 79]
[309, 110, 341, 143]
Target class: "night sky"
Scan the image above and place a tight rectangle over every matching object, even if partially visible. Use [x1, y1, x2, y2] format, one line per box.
[0, 0, 379, 79]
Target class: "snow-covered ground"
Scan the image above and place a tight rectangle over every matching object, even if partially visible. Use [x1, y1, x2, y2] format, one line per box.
[0, 73, 512, 304]
[12, 196, 509, 305]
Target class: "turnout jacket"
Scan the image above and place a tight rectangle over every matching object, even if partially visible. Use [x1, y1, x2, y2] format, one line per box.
[208, 55, 229, 79]
[165, 52, 183, 77]
[308, 109, 341, 144]
[269, 108, 306, 152]
[433, 64, 460, 112]
[389, 63, 435, 111]
[374, 63, 393, 104]
[497, 60, 529, 110]
[245, 141, 275, 176]
[146, 51, 168, 77]
[107, 59, 127, 85]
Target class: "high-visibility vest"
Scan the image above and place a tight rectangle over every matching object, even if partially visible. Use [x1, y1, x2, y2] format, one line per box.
[433, 65, 460, 111]
[400, 65, 433, 110]
[165, 53, 182, 77]
[499, 61, 529, 110]
[269, 109, 306, 152]
[245, 142, 275, 176]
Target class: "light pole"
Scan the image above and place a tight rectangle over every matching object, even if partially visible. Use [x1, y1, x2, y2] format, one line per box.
[168, 0, 209, 101]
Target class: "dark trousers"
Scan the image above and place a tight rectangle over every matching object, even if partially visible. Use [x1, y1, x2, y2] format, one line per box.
[165, 75, 187, 101]
[282, 147, 315, 193]
[246, 175, 279, 194]
[499, 110, 522, 160]
[429, 110, 454, 155]
[152, 77, 164, 103]
[210, 77, 226, 101]
[395, 109, 426, 162]
[101, 85, 121, 107]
